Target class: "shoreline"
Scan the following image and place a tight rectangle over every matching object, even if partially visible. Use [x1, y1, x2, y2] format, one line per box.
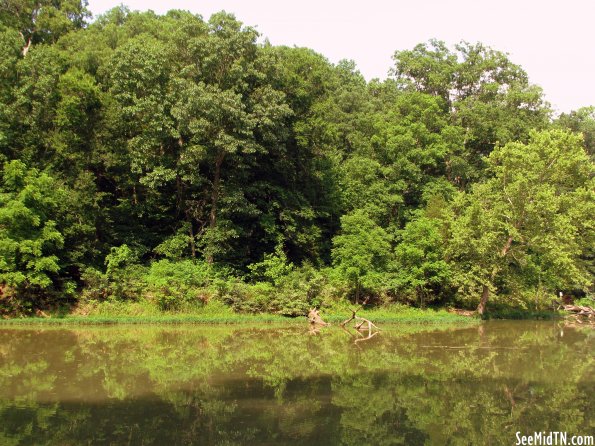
[0, 308, 565, 326]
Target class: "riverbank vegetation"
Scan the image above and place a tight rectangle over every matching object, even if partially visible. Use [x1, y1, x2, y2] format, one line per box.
[0, 2, 593, 319]
[0, 301, 479, 325]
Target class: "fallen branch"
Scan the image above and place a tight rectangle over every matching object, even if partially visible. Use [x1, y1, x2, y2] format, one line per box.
[339, 309, 380, 344]
[307, 308, 380, 343]
[447, 308, 475, 317]
[307, 308, 329, 326]
[340, 309, 379, 332]
[562, 304, 595, 318]
[340, 310, 357, 327]
[35, 309, 51, 318]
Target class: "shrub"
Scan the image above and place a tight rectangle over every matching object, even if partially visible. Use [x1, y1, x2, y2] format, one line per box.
[145, 259, 211, 310]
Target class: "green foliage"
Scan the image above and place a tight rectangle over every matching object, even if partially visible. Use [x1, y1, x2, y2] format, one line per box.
[448, 130, 594, 311]
[555, 106, 595, 157]
[218, 263, 327, 316]
[105, 244, 136, 278]
[248, 243, 294, 285]
[0, 0, 90, 51]
[98, 245, 146, 300]
[332, 210, 392, 300]
[0, 161, 64, 290]
[153, 223, 193, 260]
[0, 7, 590, 316]
[393, 215, 452, 306]
[363, 91, 462, 225]
[271, 263, 327, 315]
[145, 259, 210, 310]
[217, 280, 273, 314]
[392, 40, 550, 186]
[52, 67, 101, 170]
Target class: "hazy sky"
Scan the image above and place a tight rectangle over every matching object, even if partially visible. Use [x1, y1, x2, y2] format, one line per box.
[88, 0, 595, 114]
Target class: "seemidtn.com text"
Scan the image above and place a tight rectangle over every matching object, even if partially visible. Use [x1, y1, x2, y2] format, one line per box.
[516, 432, 594, 446]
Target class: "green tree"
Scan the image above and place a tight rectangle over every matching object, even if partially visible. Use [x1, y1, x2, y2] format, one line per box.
[366, 91, 462, 226]
[448, 130, 594, 314]
[332, 210, 391, 303]
[392, 40, 550, 187]
[555, 106, 595, 157]
[0, 28, 22, 162]
[392, 39, 457, 108]
[0, 160, 65, 291]
[394, 214, 451, 307]
[248, 242, 294, 286]
[51, 67, 101, 174]
[0, 0, 90, 55]
[258, 45, 348, 264]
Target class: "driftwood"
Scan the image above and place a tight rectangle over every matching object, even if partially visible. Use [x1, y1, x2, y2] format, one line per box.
[562, 304, 595, 318]
[307, 308, 329, 326]
[340, 309, 379, 331]
[447, 308, 475, 317]
[354, 330, 379, 344]
[340, 309, 380, 344]
[34, 309, 51, 318]
[307, 307, 380, 343]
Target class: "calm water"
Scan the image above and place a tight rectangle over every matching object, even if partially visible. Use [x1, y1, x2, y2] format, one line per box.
[0, 321, 593, 445]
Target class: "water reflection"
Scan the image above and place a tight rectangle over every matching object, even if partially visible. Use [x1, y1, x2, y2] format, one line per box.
[0, 321, 593, 445]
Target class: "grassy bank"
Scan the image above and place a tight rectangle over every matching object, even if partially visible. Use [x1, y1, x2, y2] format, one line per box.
[478, 301, 569, 320]
[0, 300, 480, 326]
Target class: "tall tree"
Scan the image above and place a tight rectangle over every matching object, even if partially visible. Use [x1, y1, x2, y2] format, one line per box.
[392, 40, 550, 188]
[0, 0, 90, 55]
[0, 160, 65, 291]
[555, 106, 595, 158]
[448, 130, 594, 314]
[393, 214, 452, 307]
[332, 210, 391, 303]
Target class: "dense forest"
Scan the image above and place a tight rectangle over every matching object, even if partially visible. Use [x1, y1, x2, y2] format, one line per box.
[0, 1, 593, 316]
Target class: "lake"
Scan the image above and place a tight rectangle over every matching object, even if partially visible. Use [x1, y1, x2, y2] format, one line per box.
[0, 320, 593, 445]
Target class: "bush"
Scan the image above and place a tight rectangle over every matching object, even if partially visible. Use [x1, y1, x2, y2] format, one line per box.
[80, 267, 110, 300]
[247, 244, 294, 285]
[217, 280, 273, 314]
[216, 264, 329, 316]
[145, 259, 211, 310]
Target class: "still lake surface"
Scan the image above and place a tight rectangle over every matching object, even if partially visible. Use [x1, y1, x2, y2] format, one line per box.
[0, 320, 593, 445]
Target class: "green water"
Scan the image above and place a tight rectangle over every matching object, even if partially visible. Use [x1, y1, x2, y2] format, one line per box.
[0, 321, 593, 445]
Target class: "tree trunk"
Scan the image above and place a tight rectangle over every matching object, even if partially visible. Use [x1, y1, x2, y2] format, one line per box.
[500, 236, 513, 257]
[20, 33, 33, 57]
[477, 284, 490, 315]
[187, 214, 196, 258]
[207, 152, 225, 264]
[417, 286, 425, 309]
[477, 236, 514, 314]
[175, 174, 183, 216]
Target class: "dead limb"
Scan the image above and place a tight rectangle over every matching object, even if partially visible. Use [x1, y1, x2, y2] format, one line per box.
[307, 307, 380, 343]
[340, 308, 380, 344]
[308, 308, 329, 326]
[340, 309, 379, 332]
[562, 304, 595, 320]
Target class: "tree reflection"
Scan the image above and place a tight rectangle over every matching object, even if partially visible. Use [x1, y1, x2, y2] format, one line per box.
[0, 322, 592, 445]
